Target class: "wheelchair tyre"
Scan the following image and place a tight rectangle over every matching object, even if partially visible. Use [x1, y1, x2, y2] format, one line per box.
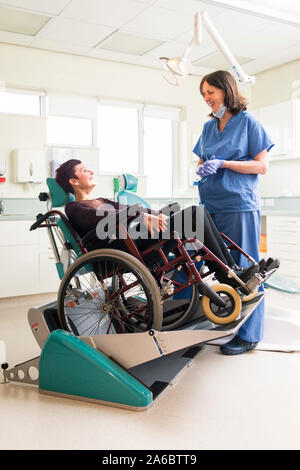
[201, 284, 242, 325]
[161, 284, 200, 331]
[58, 249, 163, 335]
[241, 288, 258, 303]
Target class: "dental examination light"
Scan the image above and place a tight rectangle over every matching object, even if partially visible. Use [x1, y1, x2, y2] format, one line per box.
[160, 11, 256, 88]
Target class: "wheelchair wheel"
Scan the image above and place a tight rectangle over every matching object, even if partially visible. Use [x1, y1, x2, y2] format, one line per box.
[57, 249, 163, 336]
[201, 283, 242, 325]
[161, 284, 200, 331]
[240, 287, 258, 303]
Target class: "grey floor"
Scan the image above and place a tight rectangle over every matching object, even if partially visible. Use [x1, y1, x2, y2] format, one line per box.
[0, 289, 299, 450]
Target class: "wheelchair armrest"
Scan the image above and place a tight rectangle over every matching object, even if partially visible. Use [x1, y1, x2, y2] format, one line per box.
[85, 202, 143, 242]
[159, 202, 181, 216]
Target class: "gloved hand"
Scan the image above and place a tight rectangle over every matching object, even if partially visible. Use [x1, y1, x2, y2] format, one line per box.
[196, 155, 224, 177]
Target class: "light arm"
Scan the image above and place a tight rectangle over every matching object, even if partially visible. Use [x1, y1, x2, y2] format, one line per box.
[161, 11, 255, 88]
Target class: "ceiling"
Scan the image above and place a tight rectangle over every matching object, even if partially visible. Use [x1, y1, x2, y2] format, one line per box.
[0, 0, 300, 78]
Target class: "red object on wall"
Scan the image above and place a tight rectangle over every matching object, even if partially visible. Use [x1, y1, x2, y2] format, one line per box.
[0, 177, 6, 183]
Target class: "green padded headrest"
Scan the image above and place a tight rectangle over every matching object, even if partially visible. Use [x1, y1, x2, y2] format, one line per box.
[46, 178, 75, 207]
[123, 173, 138, 192]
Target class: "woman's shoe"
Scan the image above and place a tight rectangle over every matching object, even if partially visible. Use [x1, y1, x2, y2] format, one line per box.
[216, 264, 259, 288]
[220, 336, 258, 355]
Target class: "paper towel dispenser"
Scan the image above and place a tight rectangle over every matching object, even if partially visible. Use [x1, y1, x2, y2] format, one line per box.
[13, 148, 46, 183]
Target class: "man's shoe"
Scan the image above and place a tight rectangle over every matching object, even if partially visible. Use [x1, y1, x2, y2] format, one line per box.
[220, 336, 258, 355]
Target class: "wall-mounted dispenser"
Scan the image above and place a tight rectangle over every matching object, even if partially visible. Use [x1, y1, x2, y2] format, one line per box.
[0, 160, 6, 183]
[13, 148, 46, 183]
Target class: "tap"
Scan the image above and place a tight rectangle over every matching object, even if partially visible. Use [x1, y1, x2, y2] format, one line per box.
[0, 194, 4, 215]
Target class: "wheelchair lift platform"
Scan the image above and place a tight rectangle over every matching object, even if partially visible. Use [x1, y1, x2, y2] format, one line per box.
[3, 295, 263, 411]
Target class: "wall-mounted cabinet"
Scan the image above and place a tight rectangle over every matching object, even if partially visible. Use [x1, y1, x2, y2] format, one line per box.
[254, 100, 300, 160]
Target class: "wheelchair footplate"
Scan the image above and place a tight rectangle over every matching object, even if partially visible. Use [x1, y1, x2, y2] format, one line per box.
[2, 294, 263, 411]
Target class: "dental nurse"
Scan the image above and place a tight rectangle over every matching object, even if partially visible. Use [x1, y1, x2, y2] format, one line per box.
[193, 70, 274, 355]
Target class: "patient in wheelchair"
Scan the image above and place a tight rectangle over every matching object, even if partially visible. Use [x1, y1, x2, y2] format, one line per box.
[55, 159, 272, 288]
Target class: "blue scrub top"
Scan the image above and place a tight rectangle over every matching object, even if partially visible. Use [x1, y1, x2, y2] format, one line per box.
[193, 111, 274, 214]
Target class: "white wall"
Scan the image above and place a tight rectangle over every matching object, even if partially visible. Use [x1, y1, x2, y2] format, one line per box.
[252, 58, 300, 197]
[0, 42, 210, 199]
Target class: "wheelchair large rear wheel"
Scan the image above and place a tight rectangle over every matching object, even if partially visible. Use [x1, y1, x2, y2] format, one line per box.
[57, 249, 163, 336]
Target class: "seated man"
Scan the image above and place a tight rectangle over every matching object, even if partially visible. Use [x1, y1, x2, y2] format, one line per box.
[55, 159, 260, 287]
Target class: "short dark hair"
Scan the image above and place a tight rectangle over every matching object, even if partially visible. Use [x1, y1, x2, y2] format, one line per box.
[200, 70, 248, 118]
[55, 159, 81, 194]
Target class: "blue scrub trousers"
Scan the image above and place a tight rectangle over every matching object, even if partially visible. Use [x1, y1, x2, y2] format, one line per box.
[210, 211, 264, 343]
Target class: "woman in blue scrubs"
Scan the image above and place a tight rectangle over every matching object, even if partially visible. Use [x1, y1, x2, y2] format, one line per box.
[193, 70, 274, 355]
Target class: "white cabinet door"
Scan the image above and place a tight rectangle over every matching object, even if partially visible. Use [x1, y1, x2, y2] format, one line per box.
[267, 216, 300, 283]
[0, 220, 38, 246]
[0, 245, 40, 297]
[39, 252, 60, 294]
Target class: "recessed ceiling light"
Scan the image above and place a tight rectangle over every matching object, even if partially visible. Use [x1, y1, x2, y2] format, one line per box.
[96, 31, 164, 56]
[193, 52, 254, 69]
[0, 5, 50, 36]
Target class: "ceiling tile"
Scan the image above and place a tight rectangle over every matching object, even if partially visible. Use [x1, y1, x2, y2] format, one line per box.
[31, 37, 90, 55]
[87, 47, 141, 65]
[0, 5, 50, 35]
[60, 0, 149, 28]
[0, 0, 70, 15]
[96, 31, 164, 56]
[193, 52, 254, 68]
[231, 30, 299, 58]
[0, 29, 34, 46]
[155, 0, 224, 17]
[123, 5, 193, 40]
[37, 17, 114, 48]
[243, 43, 300, 75]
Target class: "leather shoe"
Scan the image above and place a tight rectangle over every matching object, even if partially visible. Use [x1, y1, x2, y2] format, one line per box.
[220, 336, 258, 355]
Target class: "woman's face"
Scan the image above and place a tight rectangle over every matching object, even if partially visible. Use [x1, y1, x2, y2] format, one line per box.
[71, 163, 96, 191]
[201, 81, 225, 115]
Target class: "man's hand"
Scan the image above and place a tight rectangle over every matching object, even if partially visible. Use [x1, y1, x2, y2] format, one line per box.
[143, 213, 169, 237]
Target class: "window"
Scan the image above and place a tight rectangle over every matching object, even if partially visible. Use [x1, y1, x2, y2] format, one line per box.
[47, 116, 93, 146]
[46, 93, 97, 147]
[98, 101, 180, 197]
[98, 104, 139, 174]
[0, 89, 42, 116]
[144, 116, 173, 197]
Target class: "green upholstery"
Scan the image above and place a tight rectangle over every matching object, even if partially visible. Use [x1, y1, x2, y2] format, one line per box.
[46, 178, 75, 208]
[117, 173, 151, 209]
[46, 178, 82, 261]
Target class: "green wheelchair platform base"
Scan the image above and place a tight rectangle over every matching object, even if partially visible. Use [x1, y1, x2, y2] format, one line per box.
[39, 330, 153, 411]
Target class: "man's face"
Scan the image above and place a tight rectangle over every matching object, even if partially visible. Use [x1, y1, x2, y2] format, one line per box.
[70, 163, 96, 191]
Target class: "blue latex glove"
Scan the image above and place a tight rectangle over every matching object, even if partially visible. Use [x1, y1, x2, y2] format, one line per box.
[196, 155, 224, 177]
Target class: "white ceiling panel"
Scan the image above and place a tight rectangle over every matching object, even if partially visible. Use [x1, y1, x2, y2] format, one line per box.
[31, 37, 90, 55]
[60, 0, 149, 28]
[87, 47, 141, 65]
[0, 0, 70, 15]
[144, 38, 216, 65]
[123, 5, 193, 40]
[243, 43, 300, 75]
[231, 30, 299, 58]
[0, 29, 34, 46]
[156, 0, 224, 17]
[37, 17, 114, 48]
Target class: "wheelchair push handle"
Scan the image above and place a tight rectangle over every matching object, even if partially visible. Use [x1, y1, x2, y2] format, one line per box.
[30, 212, 53, 231]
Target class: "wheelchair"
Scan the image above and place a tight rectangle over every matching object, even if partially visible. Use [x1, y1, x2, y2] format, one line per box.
[31, 178, 278, 338]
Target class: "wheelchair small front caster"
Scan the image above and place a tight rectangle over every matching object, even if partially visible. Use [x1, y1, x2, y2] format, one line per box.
[1, 362, 9, 384]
